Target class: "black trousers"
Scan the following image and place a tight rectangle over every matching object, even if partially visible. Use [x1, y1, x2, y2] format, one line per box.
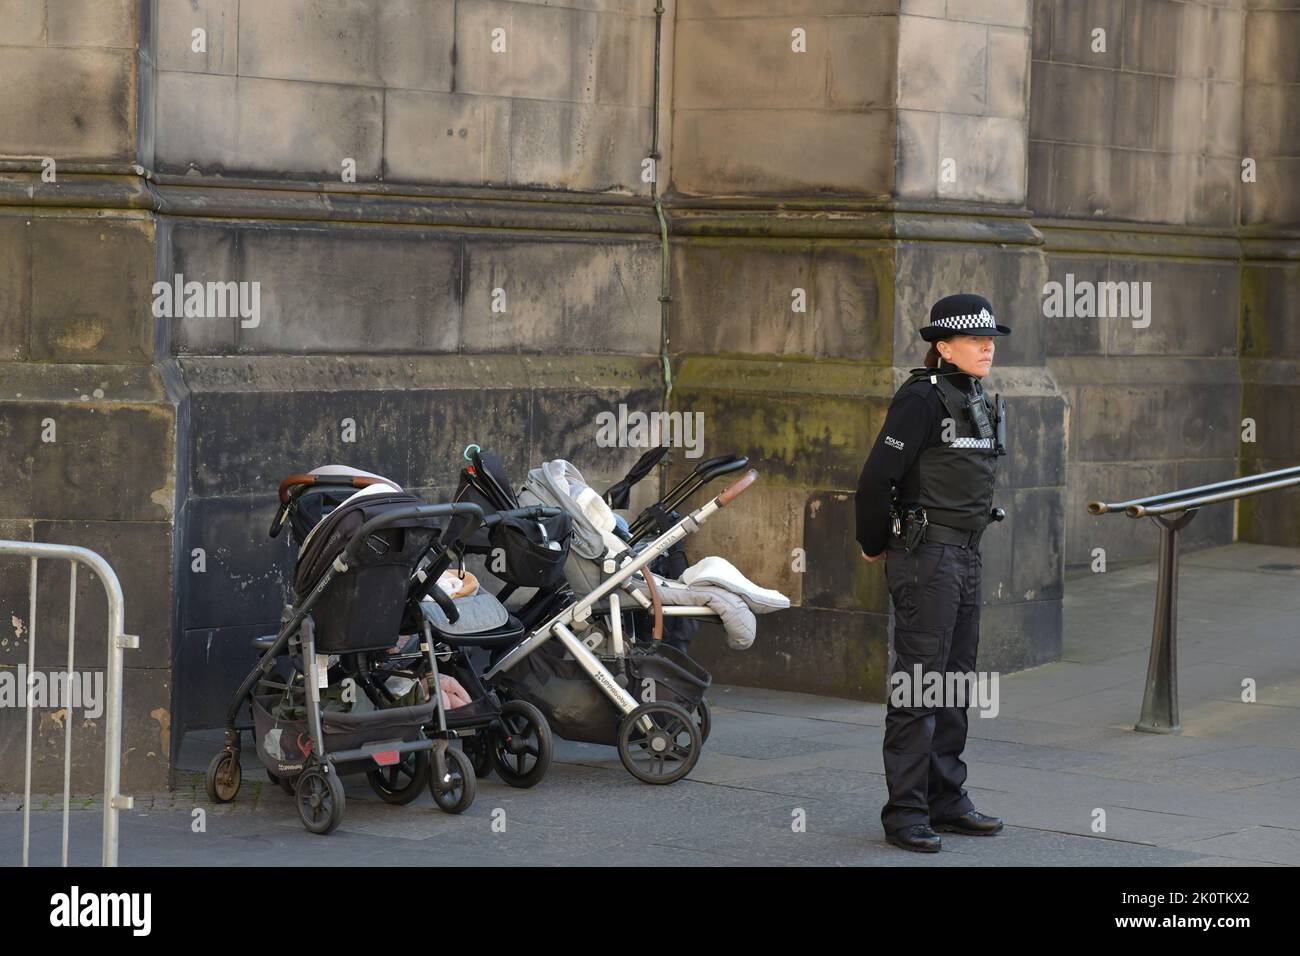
[881, 539, 982, 834]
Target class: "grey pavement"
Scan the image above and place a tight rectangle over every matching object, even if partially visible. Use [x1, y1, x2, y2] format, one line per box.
[5, 543, 1298, 866]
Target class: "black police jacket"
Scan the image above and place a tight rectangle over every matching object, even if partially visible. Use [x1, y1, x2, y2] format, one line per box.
[854, 359, 1005, 557]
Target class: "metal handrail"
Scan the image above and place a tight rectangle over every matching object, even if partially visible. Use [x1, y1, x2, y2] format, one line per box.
[1088, 465, 1300, 515]
[0, 541, 137, 866]
[1089, 465, 1300, 734]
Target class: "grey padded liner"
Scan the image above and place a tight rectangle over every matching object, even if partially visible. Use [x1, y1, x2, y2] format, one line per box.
[420, 592, 510, 635]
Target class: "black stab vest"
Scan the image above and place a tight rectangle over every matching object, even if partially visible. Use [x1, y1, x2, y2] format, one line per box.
[902, 366, 1004, 532]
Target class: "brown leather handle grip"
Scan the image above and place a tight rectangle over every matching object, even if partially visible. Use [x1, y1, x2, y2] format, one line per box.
[717, 468, 759, 507]
[278, 473, 388, 503]
[278, 474, 316, 503]
[641, 565, 664, 642]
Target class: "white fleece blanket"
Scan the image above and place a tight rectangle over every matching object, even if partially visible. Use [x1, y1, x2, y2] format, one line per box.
[630, 559, 790, 651]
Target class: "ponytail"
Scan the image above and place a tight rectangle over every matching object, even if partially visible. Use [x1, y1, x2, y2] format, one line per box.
[923, 344, 941, 369]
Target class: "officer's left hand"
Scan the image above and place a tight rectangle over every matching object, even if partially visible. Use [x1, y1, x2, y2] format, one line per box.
[861, 550, 885, 564]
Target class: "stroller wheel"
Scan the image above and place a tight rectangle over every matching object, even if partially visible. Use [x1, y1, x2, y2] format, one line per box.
[429, 746, 476, 814]
[366, 750, 430, 805]
[617, 702, 701, 785]
[694, 699, 712, 744]
[296, 766, 346, 835]
[491, 700, 553, 789]
[205, 749, 241, 803]
[462, 734, 494, 780]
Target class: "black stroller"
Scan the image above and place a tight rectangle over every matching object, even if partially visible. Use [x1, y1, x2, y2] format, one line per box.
[205, 470, 554, 833]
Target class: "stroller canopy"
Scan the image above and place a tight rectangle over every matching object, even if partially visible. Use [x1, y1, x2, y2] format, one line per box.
[519, 460, 627, 561]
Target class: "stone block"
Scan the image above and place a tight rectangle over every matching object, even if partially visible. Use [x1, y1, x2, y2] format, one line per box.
[0, 217, 31, 361]
[404, 387, 533, 489]
[667, 384, 877, 493]
[233, 226, 461, 353]
[897, 15, 988, 114]
[1010, 486, 1065, 602]
[1002, 393, 1069, 490]
[0, 665, 170, 792]
[1047, 0, 1123, 69]
[949, 0, 1029, 28]
[1241, 261, 1300, 359]
[691, 605, 888, 702]
[1121, 0, 1183, 76]
[672, 107, 894, 196]
[987, 26, 1029, 120]
[0, 401, 175, 523]
[675, 16, 829, 110]
[383, 89, 512, 186]
[188, 389, 412, 497]
[29, 217, 154, 364]
[936, 113, 1027, 203]
[456, 0, 602, 103]
[1029, 60, 1115, 147]
[156, 72, 383, 180]
[802, 490, 887, 613]
[1244, 10, 1300, 85]
[0, 47, 136, 161]
[46, 0, 138, 48]
[0, 0, 47, 44]
[811, 244, 892, 363]
[462, 237, 660, 354]
[1105, 258, 1238, 357]
[181, 496, 294, 631]
[508, 98, 650, 192]
[0, 521, 174, 671]
[828, 16, 897, 110]
[237, 0, 454, 92]
[1041, 254, 1110, 356]
[157, 0, 239, 75]
[897, 108, 940, 197]
[154, 70, 239, 172]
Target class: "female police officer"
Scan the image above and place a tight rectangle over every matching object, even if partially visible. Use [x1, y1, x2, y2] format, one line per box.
[854, 293, 1009, 853]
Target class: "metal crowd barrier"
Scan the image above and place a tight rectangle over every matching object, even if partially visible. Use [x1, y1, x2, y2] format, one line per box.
[1089, 465, 1300, 734]
[0, 541, 137, 866]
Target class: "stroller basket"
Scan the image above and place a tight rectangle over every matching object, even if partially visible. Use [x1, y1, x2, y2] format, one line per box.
[496, 642, 710, 747]
[251, 693, 437, 777]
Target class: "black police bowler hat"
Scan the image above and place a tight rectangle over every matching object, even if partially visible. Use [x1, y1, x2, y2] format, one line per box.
[919, 293, 1012, 342]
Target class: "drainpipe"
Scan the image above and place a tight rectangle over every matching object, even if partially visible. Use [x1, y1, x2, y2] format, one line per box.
[651, 0, 672, 412]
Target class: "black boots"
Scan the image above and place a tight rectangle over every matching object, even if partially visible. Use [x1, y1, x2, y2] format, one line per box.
[886, 823, 942, 853]
[932, 809, 1004, 835]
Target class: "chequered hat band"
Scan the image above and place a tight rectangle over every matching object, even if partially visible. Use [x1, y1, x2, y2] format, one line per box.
[933, 307, 998, 331]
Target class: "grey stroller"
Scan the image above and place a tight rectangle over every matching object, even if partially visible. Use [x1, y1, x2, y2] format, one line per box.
[477, 459, 789, 784]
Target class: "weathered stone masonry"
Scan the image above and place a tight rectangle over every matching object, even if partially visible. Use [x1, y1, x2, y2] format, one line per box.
[0, 0, 1296, 790]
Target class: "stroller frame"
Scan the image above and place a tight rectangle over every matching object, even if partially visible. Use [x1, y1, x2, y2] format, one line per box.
[482, 467, 760, 783]
[206, 500, 491, 833]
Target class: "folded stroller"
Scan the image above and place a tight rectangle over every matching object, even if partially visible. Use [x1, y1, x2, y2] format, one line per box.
[205, 466, 555, 834]
[445, 447, 787, 784]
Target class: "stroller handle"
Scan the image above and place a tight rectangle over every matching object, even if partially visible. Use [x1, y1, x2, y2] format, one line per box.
[343, 502, 486, 565]
[716, 469, 759, 507]
[278, 472, 393, 504]
[270, 474, 398, 538]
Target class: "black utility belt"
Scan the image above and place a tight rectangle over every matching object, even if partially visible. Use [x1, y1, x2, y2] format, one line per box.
[891, 510, 983, 551]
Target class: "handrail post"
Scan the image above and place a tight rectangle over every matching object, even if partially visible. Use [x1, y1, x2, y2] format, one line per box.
[1135, 510, 1197, 734]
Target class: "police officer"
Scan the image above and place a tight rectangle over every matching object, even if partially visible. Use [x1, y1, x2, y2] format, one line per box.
[854, 293, 1009, 853]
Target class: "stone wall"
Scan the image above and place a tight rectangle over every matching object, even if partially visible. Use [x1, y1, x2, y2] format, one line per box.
[1, 0, 1296, 790]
